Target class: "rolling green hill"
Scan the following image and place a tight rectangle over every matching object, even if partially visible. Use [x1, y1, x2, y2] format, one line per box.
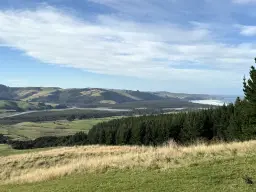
[0, 84, 218, 111]
[0, 100, 63, 112]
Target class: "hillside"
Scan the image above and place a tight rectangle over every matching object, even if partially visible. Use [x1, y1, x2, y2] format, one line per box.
[0, 100, 66, 112]
[0, 117, 116, 140]
[1, 140, 255, 191]
[0, 84, 221, 111]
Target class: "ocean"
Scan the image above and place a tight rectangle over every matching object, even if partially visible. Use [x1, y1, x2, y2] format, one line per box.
[191, 96, 242, 106]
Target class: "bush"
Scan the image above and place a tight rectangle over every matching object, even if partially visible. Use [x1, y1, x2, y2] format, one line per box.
[0, 134, 9, 144]
[9, 132, 88, 150]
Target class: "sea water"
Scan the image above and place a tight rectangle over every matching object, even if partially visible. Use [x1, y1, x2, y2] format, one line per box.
[190, 96, 242, 106]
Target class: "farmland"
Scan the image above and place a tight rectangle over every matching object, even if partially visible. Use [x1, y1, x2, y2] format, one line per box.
[0, 117, 118, 140]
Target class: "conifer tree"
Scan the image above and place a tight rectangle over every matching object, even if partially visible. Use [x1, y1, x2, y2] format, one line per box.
[242, 58, 256, 139]
[243, 67, 256, 104]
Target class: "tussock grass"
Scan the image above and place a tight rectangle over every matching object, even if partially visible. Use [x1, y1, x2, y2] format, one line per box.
[0, 140, 256, 185]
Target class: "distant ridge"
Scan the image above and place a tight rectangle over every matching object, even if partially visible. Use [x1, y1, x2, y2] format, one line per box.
[0, 84, 231, 111]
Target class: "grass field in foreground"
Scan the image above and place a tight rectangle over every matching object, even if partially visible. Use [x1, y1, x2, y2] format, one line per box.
[0, 141, 256, 191]
[0, 117, 117, 140]
[2, 156, 256, 192]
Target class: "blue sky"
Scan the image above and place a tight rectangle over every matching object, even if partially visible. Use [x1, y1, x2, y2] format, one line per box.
[0, 0, 256, 95]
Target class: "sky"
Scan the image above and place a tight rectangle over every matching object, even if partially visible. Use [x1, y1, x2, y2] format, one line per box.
[0, 0, 256, 95]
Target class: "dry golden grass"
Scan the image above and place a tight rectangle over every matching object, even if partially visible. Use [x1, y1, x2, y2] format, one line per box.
[80, 89, 103, 97]
[1, 140, 256, 185]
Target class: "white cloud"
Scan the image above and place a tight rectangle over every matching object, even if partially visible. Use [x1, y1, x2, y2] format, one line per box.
[0, 7, 254, 90]
[237, 25, 256, 36]
[232, 0, 256, 4]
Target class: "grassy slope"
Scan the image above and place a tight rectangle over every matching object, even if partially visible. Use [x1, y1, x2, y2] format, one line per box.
[0, 100, 57, 111]
[0, 144, 49, 156]
[0, 100, 18, 109]
[0, 86, 212, 111]
[80, 89, 103, 97]
[15, 88, 138, 104]
[0, 117, 116, 140]
[14, 88, 59, 101]
[0, 141, 255, 191]
[3, 155, 255, 192]
[112, 90, 141, 100]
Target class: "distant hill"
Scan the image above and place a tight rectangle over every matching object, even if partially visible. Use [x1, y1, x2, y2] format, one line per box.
[0, 84, 222, 111]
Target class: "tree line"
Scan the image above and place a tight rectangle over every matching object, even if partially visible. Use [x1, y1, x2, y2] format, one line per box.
[7, 59, 256, 149]
[88, 102, 250, 146]
[9, 101, 248, 149]
[8, 132, 88, 149]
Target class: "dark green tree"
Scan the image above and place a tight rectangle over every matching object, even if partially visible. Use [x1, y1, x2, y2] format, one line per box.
[67, 114, 76, 121]
[242, 58, 256, 139]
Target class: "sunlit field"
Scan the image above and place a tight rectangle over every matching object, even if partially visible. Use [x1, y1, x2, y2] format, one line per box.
[1, 140, 255, 190]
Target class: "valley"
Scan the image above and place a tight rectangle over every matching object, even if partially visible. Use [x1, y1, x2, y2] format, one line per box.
[0, 84, 231, 112]
[0, 117, 117, 141]
[0, 70, 251, 192]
